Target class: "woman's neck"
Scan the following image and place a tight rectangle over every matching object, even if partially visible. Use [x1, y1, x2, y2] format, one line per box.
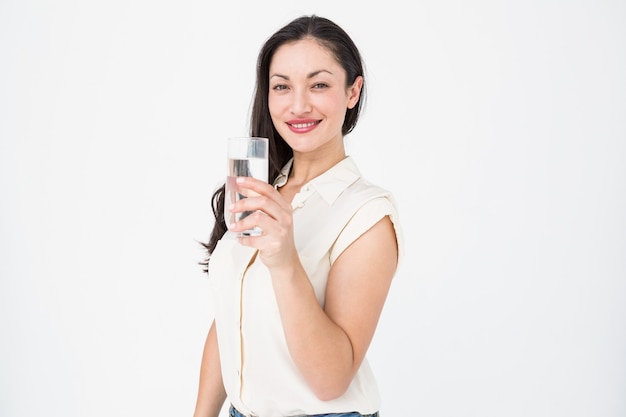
[289, 150, 346, 187]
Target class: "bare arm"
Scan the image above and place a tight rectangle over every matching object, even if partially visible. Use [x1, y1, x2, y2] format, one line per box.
[193, 320, 227, 417]
[268, 216, 398, 400]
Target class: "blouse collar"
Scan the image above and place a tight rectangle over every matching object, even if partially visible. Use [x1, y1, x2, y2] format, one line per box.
[273, 156, 361, 206]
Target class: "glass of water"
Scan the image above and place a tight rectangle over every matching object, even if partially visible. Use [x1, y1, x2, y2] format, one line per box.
[224, 137, 269, 236]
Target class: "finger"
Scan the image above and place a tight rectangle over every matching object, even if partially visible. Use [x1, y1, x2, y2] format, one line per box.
[229, 210, 270, 236]
[230, 215, 276, 251]
[230, 191, 291, 224]
[235, 177, 293, 213]
[235, 176, 275, 198]
[230, 195, 274, 221]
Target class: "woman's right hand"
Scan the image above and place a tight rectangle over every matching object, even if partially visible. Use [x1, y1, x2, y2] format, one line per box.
[227, 176, 300, 272]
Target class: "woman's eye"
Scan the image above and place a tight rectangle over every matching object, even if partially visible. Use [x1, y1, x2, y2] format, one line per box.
[272, 84, 288, 91]
[313, 83, 329, 89]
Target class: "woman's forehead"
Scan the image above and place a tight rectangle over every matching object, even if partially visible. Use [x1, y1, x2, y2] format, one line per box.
[270, 39, 343, 77]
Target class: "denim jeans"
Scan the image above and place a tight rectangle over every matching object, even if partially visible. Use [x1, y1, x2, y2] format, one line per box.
[229, 405, 379, 417]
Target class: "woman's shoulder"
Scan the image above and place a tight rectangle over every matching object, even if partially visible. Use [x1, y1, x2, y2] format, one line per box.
[331, 179, 403, 265]
[333, 157, 395, 202]
[343, 171, 397, 211]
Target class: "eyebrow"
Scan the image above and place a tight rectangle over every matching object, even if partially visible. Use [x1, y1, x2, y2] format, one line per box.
[270, 69, 334, 80]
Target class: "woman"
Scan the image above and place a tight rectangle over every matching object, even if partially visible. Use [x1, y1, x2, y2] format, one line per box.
[194, 15, 402, 417]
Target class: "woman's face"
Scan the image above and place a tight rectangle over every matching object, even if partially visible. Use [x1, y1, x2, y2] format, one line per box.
[268, 38, 362, 156]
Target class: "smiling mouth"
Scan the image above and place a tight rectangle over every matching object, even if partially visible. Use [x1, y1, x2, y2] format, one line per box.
[288, 121, 321, 129]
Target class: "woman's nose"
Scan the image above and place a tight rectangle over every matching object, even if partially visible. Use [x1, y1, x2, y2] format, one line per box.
[289, 89, 311, 115]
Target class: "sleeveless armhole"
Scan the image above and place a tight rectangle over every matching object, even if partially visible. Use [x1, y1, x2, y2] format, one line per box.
[330, 196, 404, 267]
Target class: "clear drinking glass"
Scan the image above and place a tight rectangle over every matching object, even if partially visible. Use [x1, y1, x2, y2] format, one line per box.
[224, 137, 269, 236]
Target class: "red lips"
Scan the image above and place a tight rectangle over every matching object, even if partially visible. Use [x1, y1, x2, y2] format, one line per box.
[286, 119, 321, 133]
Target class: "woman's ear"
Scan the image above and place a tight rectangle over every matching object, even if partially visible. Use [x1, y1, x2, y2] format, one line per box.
[347, 76, 363, 109]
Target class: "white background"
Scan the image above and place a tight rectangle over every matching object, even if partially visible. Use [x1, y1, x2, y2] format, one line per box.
[1, 1, 625, 416]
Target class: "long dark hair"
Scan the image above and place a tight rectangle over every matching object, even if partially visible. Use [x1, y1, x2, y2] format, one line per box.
[201, 15, 366, 271]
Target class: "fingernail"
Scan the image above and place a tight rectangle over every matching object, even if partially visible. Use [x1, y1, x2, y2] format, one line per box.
[236, 177, 245, 184]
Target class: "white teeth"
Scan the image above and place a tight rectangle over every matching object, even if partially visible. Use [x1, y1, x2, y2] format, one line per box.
[291, 122, 317, 129]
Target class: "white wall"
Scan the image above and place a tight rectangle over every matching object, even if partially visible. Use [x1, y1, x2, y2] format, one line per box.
[1, 1, 624, 416]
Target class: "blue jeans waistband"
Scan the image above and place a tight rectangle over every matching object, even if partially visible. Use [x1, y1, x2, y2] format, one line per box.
[229, 405, 379, 417]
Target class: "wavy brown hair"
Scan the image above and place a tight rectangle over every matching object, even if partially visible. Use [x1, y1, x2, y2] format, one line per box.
[201, 15, 366, 272]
